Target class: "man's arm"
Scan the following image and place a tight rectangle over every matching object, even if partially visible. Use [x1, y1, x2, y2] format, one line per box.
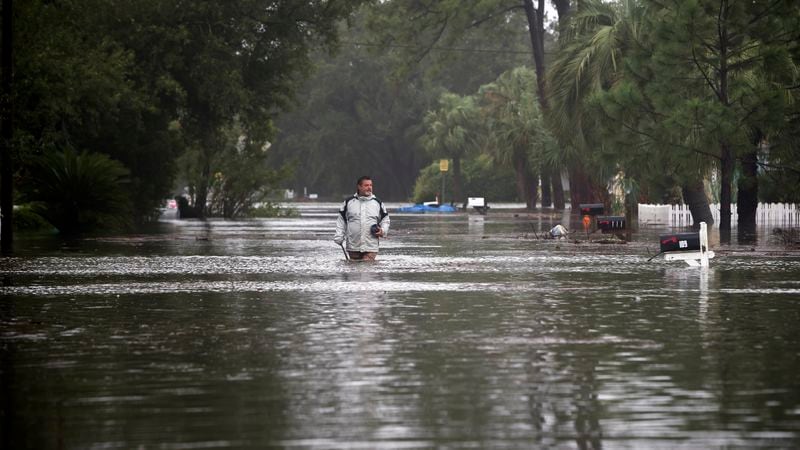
[378, 205, 390, 237]
[334, 211, 347, 244]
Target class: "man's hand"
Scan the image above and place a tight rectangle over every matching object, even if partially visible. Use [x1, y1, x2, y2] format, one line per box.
[375, 228, 385, 238]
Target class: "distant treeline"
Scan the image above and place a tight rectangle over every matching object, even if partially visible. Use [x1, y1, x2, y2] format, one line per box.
[4, 0, 799, 237]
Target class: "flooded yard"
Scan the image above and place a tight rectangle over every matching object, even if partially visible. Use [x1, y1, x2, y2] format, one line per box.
[2, 203, 799, 449]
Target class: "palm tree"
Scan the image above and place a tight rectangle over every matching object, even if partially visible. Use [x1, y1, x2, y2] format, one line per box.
[25, 149, 131, 234]
[547, 0, 651, 209]
[548, 0, 643, 148]
[420, 92, 480, 204]
[479, 67, 550, 209]
[547, 0, 719, 226]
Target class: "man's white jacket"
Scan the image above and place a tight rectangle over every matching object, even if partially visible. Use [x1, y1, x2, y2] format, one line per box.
[334, 194, 390, 252]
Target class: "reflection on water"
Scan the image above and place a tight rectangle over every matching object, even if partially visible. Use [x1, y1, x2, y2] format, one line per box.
[2, 204, 800, 449]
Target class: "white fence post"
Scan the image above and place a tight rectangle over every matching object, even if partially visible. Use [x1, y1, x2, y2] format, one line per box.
[663, 203, 799, 228]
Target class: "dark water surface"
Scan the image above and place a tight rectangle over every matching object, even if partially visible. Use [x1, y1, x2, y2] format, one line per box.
[2, 204, 800, 449]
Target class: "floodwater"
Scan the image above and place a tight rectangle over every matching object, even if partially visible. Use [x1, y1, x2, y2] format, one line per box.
[1, 203, 799, 449]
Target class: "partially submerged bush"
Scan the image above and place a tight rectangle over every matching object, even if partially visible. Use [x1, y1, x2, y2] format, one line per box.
[24, 149, 132, 234]
[249, 202, 298, 218]
[13, 205, 55, 232]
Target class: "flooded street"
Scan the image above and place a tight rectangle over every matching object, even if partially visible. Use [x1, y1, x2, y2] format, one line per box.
[2, 203, 800, 449]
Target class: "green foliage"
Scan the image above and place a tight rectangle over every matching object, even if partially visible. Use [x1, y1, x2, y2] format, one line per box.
[268, 4, 536, 201]
[10, 0, 799, 234]
[475, 67, 553, 207]
[412, 164, 452, 203]
[13, 0, 181, 220]
[547, 0, 800, 221]
[545, 0, 662, 208]
[421, 92, 482, 201]
[461, 154, 521, 202]
[634, 0, 800, 227]
[109, 0, 369, 216]
[365, 0, 534, 92]
[362, 0, 566, 207]
[479, 67, 547, 166]
[12, 0, 367, 229]
[206, 122, 294, 218]
[269, 15, 438, 201]
[12, 205, 55, 232]
[412, 155, 518, 203]
[421, 93, 480, 160]
[23, 149, 132, 234]
[759, 170, 800, 203]
[249, 203, 299, 218]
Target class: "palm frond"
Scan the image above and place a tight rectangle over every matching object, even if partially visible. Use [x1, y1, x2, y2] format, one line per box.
[27, 148, 132, 234]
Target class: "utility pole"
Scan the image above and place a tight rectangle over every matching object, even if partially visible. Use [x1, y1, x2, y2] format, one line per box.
[1, 0, 12, 255]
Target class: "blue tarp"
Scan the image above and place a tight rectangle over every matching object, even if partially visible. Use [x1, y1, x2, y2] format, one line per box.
[396, 203, 458, 213]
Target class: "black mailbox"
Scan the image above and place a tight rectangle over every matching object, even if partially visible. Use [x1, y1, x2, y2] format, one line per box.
[659, 232, 700, 252]
[579, 203, 604, 216]
[597, 216, 625, 232]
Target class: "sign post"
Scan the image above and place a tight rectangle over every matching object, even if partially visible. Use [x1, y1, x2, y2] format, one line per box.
[439, 159, 449, 205]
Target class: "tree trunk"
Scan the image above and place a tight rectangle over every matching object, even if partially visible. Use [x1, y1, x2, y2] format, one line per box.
[624, 190, 637, 241]
[719, 141, 733, 231]
[552, 2, 571, 212]
[1, 0, 12, 255]
[523, 0, 571, 212]
[531, 168, 540, 208]
[523, 0, 548, 112]
[552, 0, 571, 22]
[452, 156, 463, 206]
[682, 180, 713, 229]
[717, 11, 732, 232]
[737, 144, 758, 238]
[514, 155, 534, 209]
[552, 169, 565, 210]
[541, 165, 552, 207]
[195, 160, 210, 219]
[522, 0, 550, 219]
[194, 128, 220, 218]
[568, 163, 594, 213]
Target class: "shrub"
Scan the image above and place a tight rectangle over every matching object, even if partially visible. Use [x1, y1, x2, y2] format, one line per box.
[412, 155, 518, 204]
[249, 202, 298, 218]
[24, 149, 132, 234]
[13, 205, 55, 232]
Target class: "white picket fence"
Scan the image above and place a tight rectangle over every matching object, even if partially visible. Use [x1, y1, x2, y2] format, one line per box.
[638, 203, 800, 228]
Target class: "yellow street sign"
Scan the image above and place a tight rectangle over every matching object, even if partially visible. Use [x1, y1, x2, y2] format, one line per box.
[439, 159, 449, 172]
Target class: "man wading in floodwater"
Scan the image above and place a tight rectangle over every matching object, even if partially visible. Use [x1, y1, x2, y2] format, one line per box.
[334, 176, 390, 261]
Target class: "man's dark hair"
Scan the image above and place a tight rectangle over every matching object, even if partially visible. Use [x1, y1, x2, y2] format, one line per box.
[357, 176, 372, 185]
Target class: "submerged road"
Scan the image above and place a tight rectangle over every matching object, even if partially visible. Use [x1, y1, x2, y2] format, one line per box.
[1, 203, 799, 449]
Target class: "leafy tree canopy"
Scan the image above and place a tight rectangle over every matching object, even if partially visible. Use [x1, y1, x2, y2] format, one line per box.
[10, 0, 368, 227]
